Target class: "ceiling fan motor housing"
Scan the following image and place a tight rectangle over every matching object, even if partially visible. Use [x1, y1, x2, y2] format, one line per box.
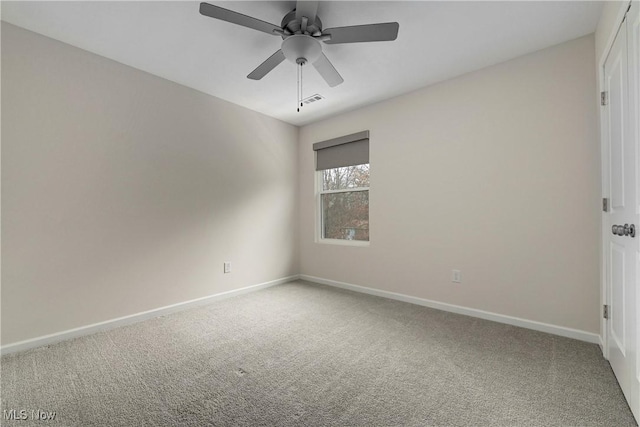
[281, 10, 322, 36]
[282, 35, 322, 64]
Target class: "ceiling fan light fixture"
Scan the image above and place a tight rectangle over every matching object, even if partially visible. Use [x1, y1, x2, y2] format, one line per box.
[282, 34, 322, 64]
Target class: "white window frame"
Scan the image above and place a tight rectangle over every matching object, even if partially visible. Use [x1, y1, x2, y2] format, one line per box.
[315, 165, 370, 247]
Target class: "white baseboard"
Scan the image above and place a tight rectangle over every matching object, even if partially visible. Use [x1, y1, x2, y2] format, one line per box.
[1, 275, 300, 356]
[300, 275, 601, 344]
[4, 274, 601, 356]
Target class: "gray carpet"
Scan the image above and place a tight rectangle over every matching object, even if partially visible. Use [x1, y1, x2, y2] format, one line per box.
[1, 280, 636, 426]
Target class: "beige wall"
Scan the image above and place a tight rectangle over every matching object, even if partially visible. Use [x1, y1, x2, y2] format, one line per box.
[1, 23, 299, 345]
[1, 22, 602, 344]
[299, 35, 600, 333]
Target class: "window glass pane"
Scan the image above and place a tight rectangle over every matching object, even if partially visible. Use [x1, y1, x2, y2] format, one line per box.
[322, 164, 370, 191]
[322, 191, 369, 241]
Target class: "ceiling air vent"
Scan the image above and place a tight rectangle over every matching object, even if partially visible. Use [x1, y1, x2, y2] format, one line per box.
[302, 94, 324, 105]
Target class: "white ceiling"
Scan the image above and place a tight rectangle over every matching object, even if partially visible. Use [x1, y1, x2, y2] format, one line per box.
[2, 1, 603, 126]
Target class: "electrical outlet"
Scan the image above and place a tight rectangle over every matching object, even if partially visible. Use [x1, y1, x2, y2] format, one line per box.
[224, 262, 231, 274]
[452, 269, 461, 283]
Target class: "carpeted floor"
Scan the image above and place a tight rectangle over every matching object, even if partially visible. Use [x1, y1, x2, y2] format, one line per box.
[1, 280, 637, 426]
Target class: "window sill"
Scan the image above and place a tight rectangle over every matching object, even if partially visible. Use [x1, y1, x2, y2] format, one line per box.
[316, 238, 370, 247]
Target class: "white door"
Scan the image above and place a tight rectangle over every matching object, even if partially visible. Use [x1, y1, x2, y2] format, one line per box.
[604, 6, 639, 420]
[627, 0, 640, 419]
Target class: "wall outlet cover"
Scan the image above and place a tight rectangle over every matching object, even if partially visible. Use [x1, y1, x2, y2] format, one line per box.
[452, 269, 461, 283]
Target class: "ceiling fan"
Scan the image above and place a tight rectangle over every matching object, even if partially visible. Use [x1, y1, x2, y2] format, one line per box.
[199, 1, 399, 88]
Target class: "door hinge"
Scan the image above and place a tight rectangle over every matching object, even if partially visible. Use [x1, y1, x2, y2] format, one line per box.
[603, 198, 609, 212]
[603, 304, 609, 320]
[601, 91, 608, 106]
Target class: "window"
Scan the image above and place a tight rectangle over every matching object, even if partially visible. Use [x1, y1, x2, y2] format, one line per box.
[319, 164, 369, 241]
[313, 131, 370, 243]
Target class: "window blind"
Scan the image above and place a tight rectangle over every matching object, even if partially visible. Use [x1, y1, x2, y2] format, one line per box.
[313, 130, 369, 171]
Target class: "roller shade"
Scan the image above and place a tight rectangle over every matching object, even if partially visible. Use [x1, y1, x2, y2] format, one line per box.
[313, 131, 369, 171]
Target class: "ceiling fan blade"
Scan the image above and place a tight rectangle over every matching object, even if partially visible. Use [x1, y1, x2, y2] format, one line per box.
[323, 22, 399, 44]
[199, 2, 281, 36]
[295, 1, 319, 24]
[247, 50, 286, 80]
[312, 53, 344, 87]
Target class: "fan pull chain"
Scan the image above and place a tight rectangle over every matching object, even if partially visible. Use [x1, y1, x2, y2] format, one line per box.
[296, 60, 306, 112]
[297, 62, 300, 113]
[300, 62, 304, 109]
